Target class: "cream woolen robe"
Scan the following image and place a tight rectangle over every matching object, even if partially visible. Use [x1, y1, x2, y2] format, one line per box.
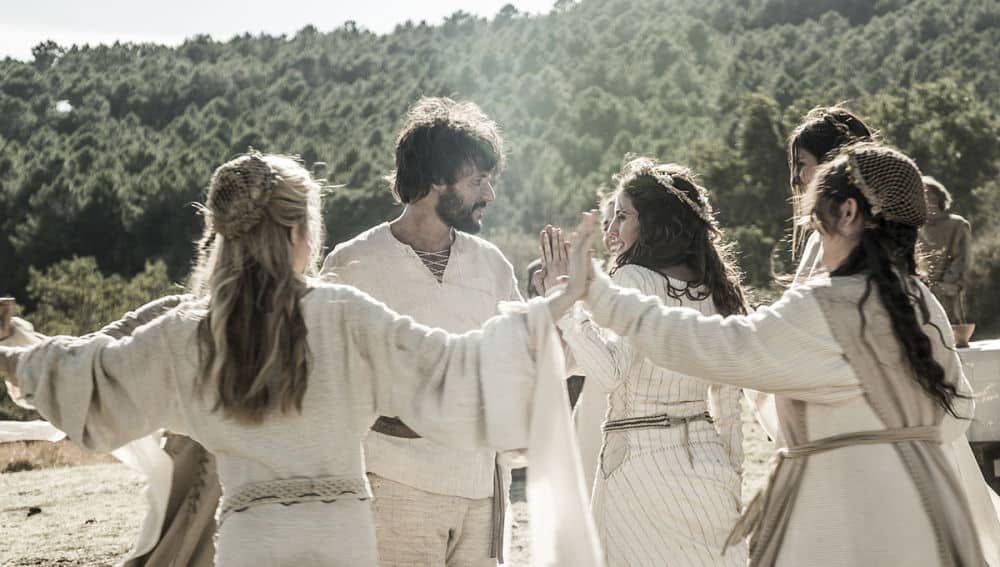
[5, 282, 602, 567]
[584, 268, 983, 567]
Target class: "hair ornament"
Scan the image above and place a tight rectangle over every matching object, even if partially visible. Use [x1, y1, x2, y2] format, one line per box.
[844, 149, 884, 217]
[648, 169, 714, 225]
[840, 143, 927, 227]
[208, 148, 281, 239]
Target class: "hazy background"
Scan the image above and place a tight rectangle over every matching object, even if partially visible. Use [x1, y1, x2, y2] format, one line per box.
[0, 0, 557, 59]
[1, 0, 999, 351]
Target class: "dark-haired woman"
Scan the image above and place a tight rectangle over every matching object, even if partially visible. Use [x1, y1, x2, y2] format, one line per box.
[746, 105, 878, 450]
[539, 158, 748, 566]
[578, 143, 982, 566]
[788, 105, 876, 280]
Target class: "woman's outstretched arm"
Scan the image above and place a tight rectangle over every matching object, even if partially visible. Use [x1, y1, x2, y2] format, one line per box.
[584, 269, 860, 402]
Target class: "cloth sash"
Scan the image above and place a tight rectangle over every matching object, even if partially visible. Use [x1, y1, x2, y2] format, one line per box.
[768, 276, 985, 567]
[724, 425, 940, 552]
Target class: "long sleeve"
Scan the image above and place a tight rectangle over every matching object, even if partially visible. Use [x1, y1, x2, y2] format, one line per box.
[2, 317, 46, 347]
[557, 267, 657, 393]
[96, 294, 192, 339]
[585, 268, 861, 402]
[337, 285, 553, 452]
[557, 305, 623, 393]
[3, 296, 192, 409]
[746, 232, 826, 444]
[10, 312, 188, 453]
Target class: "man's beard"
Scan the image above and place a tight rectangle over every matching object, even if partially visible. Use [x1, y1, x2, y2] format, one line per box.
[436, 184, 486, 234]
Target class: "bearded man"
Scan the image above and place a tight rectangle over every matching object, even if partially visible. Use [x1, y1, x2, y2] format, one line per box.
[321, 97, 520, 566]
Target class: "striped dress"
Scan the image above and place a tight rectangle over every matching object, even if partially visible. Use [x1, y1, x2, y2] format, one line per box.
[559, 264, 747, 567]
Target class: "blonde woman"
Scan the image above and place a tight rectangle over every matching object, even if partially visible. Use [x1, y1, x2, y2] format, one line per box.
[0, 151, 592, 566]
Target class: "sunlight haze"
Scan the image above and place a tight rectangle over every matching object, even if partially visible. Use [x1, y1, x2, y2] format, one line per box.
[0, 0, 556, 60]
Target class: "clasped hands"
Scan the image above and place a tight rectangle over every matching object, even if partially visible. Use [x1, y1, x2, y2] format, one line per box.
[534, 212, 604, 323]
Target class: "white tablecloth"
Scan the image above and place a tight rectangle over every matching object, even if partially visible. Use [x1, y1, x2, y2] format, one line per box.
[959, 339, 1000, 443]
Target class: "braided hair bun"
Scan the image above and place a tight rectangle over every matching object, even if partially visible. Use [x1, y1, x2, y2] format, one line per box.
[208, 150, 280, 239]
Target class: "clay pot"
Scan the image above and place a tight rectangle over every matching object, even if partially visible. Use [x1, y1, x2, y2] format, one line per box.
[952, 323, 976, 348]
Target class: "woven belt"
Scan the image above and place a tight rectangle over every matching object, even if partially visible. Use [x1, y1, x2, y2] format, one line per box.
[723, 425, 941, 553]
[602, 410, 713, 432]
[603, 410, 713, 465]
[371, 416, 421, 438]
[219, 475, 371, 526]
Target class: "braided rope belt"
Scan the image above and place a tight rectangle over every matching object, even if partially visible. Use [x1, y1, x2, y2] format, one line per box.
[219, 475, 371, 526]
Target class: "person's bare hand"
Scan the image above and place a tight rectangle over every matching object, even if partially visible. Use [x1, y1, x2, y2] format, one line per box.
[531, 266, 546, 298]
[544, 213, 597, 320]
[563, 213, 597, 303]
[540, 225, 570, 293]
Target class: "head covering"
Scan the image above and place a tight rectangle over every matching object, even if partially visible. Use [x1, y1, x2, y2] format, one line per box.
[208, 150, 280, 238]
[843, 143, 927, 227]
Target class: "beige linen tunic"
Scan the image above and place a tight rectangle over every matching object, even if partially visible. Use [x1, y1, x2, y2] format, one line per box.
[8, 282, 550, 567]
[586, 268, 981, 567]
[558, 265, 745, 567]
[321, 222, 521, 499]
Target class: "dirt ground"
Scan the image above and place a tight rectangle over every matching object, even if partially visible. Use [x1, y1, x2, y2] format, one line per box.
[0, 403, 772, 566]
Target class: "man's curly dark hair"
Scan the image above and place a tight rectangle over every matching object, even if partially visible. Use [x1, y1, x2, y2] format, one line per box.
[388, 97, 505, 204]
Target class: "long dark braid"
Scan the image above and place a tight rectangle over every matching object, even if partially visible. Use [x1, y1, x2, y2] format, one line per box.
[816, 165, 965, 416]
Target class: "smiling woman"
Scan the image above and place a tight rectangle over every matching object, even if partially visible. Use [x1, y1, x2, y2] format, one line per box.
[538, 156, 749, 567]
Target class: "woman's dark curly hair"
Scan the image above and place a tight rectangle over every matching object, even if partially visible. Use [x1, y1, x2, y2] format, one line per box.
[811, 153, 965, 416]
[612, 157, 748, 317]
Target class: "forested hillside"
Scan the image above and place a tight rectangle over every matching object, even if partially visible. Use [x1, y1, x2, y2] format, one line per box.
[2, 0, 999, 335]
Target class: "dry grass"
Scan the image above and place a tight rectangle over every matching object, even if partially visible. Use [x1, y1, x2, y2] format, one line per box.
[0, 440, 117, 474]
[0, 400, 773, 566]
[0, 463, 144, 566]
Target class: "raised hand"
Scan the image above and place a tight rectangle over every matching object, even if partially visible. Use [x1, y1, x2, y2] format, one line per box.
[543, 213, 597, 320]
[539, 225, 571, 294]
[563, 212, 598, 303]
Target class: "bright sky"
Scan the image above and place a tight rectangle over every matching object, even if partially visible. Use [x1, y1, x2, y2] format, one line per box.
[0, 0, 556, 60]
